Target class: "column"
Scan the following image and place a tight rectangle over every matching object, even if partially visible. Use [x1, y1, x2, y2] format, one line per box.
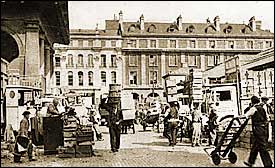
[161, 52, 166, 87]
[44, 46, 51, 94]
[200, 54, 205, 72]
[141, 54, 146, 86]
[25, 20, 40, 76]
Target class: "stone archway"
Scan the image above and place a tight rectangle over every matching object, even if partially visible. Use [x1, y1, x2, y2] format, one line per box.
[1, 30, 19, 62]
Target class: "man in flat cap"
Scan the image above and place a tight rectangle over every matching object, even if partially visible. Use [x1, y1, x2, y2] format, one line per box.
[14, 111, 36, 163]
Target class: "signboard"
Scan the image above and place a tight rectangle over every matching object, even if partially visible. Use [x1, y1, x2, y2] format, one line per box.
[121, 92, 135, 110]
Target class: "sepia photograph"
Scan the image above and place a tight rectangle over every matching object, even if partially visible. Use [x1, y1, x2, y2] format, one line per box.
[1, 1, 274, 167]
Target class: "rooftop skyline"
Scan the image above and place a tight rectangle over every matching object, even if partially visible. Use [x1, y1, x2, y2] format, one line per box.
[68, 1, 274, 32]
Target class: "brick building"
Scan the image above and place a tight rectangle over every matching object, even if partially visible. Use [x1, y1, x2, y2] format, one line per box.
[51, 11, 274, 105]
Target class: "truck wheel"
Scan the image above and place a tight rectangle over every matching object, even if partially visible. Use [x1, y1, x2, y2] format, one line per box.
[228, 152, 237, 164]
[211, 153, 221, 165]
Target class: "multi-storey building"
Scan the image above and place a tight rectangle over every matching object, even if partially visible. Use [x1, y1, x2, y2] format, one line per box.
[52, 29, 122, 105]
[51, 11, 274, 105]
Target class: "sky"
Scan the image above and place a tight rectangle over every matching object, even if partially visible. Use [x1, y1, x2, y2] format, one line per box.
[68, 1, 274, 32]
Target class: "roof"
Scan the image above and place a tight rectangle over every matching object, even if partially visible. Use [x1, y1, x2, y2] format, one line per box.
[105, 20, 274, 37]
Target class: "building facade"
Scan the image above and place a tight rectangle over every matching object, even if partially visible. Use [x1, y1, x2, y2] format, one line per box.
[51, 11, 274, 105]
[52, 29, 123, 105]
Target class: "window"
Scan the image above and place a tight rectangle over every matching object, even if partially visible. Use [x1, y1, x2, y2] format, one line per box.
[209, 41, 215, 48]
[78, 54, 83, 66]
[129, 40, 137, 48]
[150, 71, 158, 84]
[78, 40, 83, 47]
[149, 55, 158, 66]
[69, 40, 73, 46]
[186, 25, 195, 33]
[247, 41, 253, 49]
[129, 55, 137, 66]
[67, 54, 73, 67]
[228, 41, 234, 49]
[101, 71, 106, 86]
[111, 71, 117, 84]
[88, 54, 93, 67]
[88, 71, 93, 86]
[88, 40, 93, 47]
[101, 40, 106, 47]
[190, 40, 196, 48]
[68, 71, 73, 86]
[111, 41, 116, 47]
[216, 91, 231, 101]
[78, 71, 83, 86]
[188, 55, 197, 66]
[150, 40, 156, 48]
[55, 71, 60, 86]
[100, 55, 106, 67]
[111, 55, 117, 67]
[208, 55, 220, 66]
[55, 57, 61, 67]
[266, 41, 272, 48]
[129, 71, 137, 85]
[208, 55, 215, 66]
[169, 54, 177, 66]
[170, 40, 176, 48]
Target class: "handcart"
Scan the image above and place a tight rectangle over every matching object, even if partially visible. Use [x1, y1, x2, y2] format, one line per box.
[204, 117, 249, 165]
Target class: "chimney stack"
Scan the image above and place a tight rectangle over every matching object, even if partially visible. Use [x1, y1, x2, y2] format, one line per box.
[140, 14, 144, 31]
[214, 16, 220, 31]
[119, 10, 123, 32]
[255, 20, 262, 30]
[177, 15, 182, 30]
[249, 16, 256, 31]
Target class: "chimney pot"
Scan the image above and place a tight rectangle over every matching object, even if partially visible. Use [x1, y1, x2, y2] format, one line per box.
[140, 14, 144, 31]
[214, 16, 220, 31]
[249, 16, 256, 31]
[177, 15, 182, 30]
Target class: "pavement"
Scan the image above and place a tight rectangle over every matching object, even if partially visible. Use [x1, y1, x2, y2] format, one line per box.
[1, 124, 274, 167]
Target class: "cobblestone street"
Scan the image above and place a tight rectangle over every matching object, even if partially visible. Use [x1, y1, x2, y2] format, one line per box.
[1, 125, 274, 167]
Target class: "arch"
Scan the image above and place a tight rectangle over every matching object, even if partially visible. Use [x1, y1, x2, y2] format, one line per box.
[1, 30, 19, 62]
[1, 26, 24, 57]
[147, 92, 160, 97]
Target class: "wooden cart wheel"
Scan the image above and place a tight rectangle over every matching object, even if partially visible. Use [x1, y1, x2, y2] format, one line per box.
[228, 151, 237, 164]
[211, 153, 221, 165]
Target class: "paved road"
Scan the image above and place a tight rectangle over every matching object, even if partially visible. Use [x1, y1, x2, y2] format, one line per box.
[1, 124, 274, 167]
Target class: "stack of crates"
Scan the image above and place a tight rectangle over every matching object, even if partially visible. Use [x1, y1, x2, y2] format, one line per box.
[166, 79, 178, 103]
[191, 69, 203, 102]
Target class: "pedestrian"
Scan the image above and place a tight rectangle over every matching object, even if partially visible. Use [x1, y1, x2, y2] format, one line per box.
[260, 96, 273, 143]
[89, 105, 104, 141]
[207, 103, 218, 146]
[242, 96, 273, 167]
[46, 98, 60, 117]
[192, 102, 202, 147]
[166, 102, 179, 146]
[13, 111, 36, 163]
[163, 105, 170, 138]
[107, 102, 123, 152]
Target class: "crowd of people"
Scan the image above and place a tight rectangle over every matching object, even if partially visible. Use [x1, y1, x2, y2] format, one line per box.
[12, 95, 274, 167]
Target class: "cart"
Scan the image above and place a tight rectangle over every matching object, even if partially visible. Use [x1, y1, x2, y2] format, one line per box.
[141, 113, 160, 132]
[204, 117, 249, 165]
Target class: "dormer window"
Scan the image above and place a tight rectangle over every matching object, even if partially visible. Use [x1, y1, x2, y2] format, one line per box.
[167, 24, 178, 32]
[148, 24, 156, 33]
[128, 25, 136, 32]
[186, 25, 195, 33]
[224, 26, 232, 34]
